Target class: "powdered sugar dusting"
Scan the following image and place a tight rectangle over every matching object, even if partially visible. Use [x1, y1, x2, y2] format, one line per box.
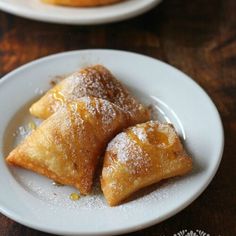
[11, 165, 184, 211]
[131, 120, 176, 148]
[58, 65, 148, 122]
[79, 96, 122, 131]
[9, 117, 187, 211]
[34, 88, 45, 95]
[13, 126, 29, 138]
[132, 127, 147, 142]
[105, 132, 150, 176]
[100, 99, 118, 126]
[12, 119, 42, 146]
[9, 118, 182, 210]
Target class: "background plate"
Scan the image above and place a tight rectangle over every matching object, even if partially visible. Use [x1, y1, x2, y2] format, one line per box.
[0, 0, 162, 25]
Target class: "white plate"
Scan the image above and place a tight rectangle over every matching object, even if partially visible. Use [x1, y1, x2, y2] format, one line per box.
[0, 50, 224, 235]
[0, 0, 162, 25]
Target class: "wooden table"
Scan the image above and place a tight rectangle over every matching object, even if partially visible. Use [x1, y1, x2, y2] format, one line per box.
[0, 0, 235, 235]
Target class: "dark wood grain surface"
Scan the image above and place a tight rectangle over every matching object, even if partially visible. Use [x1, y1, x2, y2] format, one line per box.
[0, 0, 236, 235]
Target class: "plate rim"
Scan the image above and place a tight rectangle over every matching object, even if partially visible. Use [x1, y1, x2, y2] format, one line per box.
[0, 0, 162, 25]
[0, 49, 224, 235]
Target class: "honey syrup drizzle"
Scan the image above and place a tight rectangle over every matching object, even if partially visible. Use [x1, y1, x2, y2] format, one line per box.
[52, 90, 66, 104]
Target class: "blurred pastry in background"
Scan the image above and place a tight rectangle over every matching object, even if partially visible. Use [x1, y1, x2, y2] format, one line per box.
[41, 0, 124, 7]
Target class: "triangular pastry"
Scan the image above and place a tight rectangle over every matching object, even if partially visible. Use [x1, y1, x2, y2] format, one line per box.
[101, 121, 193, 206]
[30, 65, 150, 125]
[6, 97, 130, 195]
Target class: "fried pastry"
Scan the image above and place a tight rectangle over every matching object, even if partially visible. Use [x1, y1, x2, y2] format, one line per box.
[6, 97, 130, 195]
[101, 121, 193, 206]
[42, 0, 123, 7]
[29, 65, 150, 125]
